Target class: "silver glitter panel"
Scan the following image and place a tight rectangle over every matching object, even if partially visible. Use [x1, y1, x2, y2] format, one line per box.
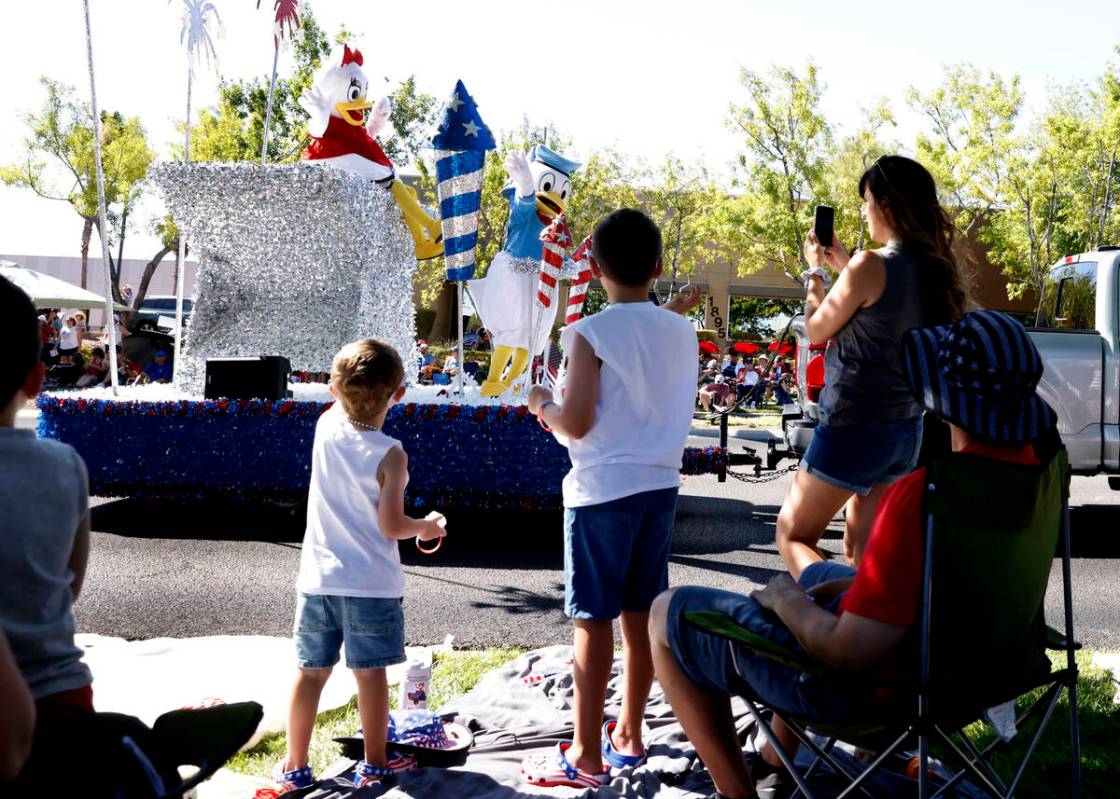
[506, 255, 542, 275]
[149, 162, 418, 394]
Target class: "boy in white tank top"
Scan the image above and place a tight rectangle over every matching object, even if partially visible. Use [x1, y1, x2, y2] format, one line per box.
[275, 339, 447, 792]
[521, 209, 699, 788]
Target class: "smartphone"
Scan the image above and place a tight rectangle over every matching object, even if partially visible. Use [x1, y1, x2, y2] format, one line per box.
[814, 205, 834, 248]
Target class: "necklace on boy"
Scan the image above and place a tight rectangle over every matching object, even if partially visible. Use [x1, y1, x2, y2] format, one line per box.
[347, 417, 381, 432]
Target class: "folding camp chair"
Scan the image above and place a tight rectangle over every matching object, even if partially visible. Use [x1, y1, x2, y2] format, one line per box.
[686, 447, 1081, 798]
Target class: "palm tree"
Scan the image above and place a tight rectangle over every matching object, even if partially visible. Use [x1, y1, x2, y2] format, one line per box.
[259, 0, 301, 164]
[81, 0, 123, 393]
[171, 0, 221, 372]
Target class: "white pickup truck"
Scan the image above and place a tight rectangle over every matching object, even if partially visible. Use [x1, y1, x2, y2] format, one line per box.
[1032, 247, 1119, 481]
[783, 247, 1120, 488]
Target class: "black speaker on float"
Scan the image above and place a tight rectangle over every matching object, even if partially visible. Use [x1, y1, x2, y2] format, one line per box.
[204, 356, 291, 400]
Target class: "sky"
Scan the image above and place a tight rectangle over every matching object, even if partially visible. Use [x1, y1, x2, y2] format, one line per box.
[1, 0, 1117, 262]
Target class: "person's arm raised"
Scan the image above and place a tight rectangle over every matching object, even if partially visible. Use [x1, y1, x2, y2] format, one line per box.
[377, 447, 446, 542]
[528, 331, 600, 440]
[752, 573, 906, 671]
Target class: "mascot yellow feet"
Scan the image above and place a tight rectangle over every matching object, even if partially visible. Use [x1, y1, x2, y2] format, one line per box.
[389, 180, 444, 260]
[480, 345, 529, 397]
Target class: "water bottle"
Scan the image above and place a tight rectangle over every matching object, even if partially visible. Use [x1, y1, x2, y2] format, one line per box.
[399, 659, 431, 710]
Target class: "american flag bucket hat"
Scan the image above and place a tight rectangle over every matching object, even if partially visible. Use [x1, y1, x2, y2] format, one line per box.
[902, 310, 1056, 446]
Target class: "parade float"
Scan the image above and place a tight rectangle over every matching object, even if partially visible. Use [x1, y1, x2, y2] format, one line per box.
[37, 25, 725, 508]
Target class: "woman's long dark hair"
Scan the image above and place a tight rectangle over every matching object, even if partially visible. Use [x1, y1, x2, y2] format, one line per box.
[858, 156, 971, 325]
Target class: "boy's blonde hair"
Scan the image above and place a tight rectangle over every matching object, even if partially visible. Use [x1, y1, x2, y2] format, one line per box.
[330, 338, 405, 421]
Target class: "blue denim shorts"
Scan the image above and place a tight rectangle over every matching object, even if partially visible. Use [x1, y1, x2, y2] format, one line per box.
[803, 416, 923, 496]
[666, 562, 869, 721]
[564, 486, 679, 620]
[293, 594, 405, 670]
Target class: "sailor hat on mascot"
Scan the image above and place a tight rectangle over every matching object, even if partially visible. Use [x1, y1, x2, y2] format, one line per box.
[469, 145, 580, 397]
[300, 45, 443, 260]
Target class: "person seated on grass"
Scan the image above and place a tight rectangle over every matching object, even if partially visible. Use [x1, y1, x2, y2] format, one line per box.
[650, 311, 1056, 799]
[0, 276, 95, 769]
[142, 350, 173, 384]
[76, 347, 109, 388]
[417, 340, 435, 382]
[699, 374, 734, 413]
[99, 345, 142, 387]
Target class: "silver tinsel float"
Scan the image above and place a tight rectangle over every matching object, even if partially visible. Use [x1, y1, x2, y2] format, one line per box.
[149, 162, 418, 394]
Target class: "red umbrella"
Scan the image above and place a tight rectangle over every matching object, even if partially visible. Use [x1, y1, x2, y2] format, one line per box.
[732, 341, 760, 355]
[699, 340, 719, 354]
[767, 341, 794, 356]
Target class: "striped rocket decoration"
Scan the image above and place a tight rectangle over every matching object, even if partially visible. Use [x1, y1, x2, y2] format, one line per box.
[538, 216, 572, 309]
[431, 80, 496, 281]
[566, 236, 593, 324]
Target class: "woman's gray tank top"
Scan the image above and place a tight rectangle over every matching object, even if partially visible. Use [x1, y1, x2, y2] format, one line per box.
[818, 242, 925, 426]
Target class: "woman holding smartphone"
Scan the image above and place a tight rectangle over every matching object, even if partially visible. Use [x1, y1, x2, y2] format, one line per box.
[777, 155, 970, 575]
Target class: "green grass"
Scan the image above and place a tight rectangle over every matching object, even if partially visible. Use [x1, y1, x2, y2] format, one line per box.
[226, 648, 524, 778]
[228, 648, 1118, 797]
[957, 651, 1119, 798]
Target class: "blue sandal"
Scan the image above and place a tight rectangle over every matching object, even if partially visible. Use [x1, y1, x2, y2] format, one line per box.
[352, 753, 416, 787]
[601, 720, 646, 769]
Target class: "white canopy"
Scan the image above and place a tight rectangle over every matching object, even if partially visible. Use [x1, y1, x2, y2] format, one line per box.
[0, 260, 128, 311]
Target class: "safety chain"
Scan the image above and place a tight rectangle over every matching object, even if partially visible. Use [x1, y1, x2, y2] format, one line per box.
[725, 464, 799, 484]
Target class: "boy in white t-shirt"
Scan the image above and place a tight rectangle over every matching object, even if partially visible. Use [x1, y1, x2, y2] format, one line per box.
[275, 339, 447, 793]
[522, 209, 698, 788]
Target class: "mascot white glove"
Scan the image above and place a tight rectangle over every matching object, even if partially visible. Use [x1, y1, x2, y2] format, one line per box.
[367, 96, 391, 138]
[299, 84, 331, 138]
[504, 151, 535, 199]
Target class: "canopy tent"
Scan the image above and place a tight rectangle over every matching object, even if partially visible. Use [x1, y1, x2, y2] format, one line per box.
[0, 260, 128, 311]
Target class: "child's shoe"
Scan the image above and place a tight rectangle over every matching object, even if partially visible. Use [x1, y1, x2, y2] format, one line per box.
[351, 753, 417, 787]
[272, 762, 314, 794]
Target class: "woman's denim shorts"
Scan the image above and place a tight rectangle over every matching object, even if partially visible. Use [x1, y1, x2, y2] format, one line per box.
[802, 416, 923, 496]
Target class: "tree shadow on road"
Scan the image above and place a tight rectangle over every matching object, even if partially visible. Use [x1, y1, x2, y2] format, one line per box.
[91, 498, 307, 543]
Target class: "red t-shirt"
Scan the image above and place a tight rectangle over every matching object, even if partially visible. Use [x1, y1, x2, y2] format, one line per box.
[839, 442, 1040, 627]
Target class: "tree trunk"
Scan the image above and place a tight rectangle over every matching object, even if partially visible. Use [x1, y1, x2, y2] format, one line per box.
[80, 217, 93, 289]
[128, 244, 176, 325]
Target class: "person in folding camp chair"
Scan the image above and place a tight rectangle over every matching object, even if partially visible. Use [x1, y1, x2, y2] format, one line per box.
[650, 310, 1059, 799]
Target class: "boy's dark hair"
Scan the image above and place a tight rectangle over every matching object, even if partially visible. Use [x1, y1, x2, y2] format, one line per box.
[591, 208, 663, 288]
[0, 276, 41, 408]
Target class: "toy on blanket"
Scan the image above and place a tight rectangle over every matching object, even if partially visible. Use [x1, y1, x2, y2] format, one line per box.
[301, 44, 443, 260]
[469, 145, 580, 398]
[335, 710, 473, 767]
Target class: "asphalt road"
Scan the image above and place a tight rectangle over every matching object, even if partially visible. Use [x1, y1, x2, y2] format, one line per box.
[62, 427, 1120, 650]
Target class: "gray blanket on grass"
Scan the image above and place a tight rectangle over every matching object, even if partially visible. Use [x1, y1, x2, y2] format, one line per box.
[301, 646, 985, 798]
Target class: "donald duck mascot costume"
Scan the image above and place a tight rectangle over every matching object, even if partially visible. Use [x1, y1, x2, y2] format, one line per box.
[470, 145, 580, 397]
[300, 45, 443, 260]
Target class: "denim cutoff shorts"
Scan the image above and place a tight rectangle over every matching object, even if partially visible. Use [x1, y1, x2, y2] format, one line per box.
[666, 562, 871, 721]
[293, 593, 405, 670]
[802, 416, 923, 496]
[564, 486, 680, 621]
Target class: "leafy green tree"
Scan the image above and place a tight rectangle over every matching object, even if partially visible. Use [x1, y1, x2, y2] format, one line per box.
[726, 63, 832, 280]
[907, 65, 1023, 238]
[1, 78, 161, 300]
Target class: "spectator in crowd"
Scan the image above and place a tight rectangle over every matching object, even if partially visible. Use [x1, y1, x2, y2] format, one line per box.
[57, 316, 80, 366]
[416, 341, 435, 382]
[442, 352, 460, 378]
[699, 374, 734, 413]
[142, 351, 173, 384]
[98, 345, 141, 387]
[75, 348, 109, 389]
[121, 284, 134, 308]
[778, 155, 970, 574]
[0, 275, 95, 778]
[721, 355, 740, 380]
[73, 311, 87, 342]
[37, 315, 56, 367]
[737, 363, 760, 406]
